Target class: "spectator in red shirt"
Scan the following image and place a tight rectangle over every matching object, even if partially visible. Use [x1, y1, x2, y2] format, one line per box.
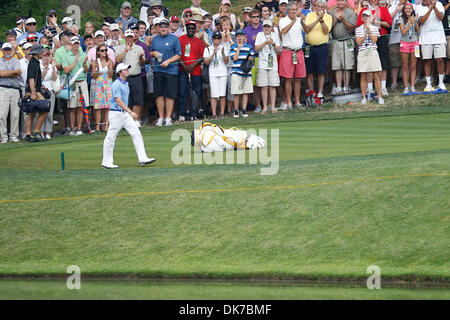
[357, 0, 392, 97]
[177, 20, 206, 121]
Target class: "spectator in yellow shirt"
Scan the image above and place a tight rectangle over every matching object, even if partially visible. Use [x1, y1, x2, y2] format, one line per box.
[301, 0, 332, 102]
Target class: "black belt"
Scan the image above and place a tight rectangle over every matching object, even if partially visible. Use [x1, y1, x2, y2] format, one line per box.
[127, 74, 141, 78]
[110, 109, 126, 112]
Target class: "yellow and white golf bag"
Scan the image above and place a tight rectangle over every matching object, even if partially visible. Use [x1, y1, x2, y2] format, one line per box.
[191, 122, 266, 152]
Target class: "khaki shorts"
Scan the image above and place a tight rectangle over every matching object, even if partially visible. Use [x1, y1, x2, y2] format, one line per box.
[256, 68, 280, 87]
[389, 43, 402, 68]
[68, 80, 89, 108]
[231, 73, 253, 95]
[357, 49, 382, 73]
[421, 43, 447, 60]
[331, 40, 355, 70]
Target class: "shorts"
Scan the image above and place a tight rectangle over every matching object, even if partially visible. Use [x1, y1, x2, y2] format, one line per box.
[68, 80, 89, 108]
[421, 43, 447, 60]
[389, 43, 402, 68]
[376, 35, 390, 70]
[209, 76, 227, 98]
[251, 57, 259, 86]
[357, 49, 382, 73]
[230, 73, 253, 95]
[279, 50, 306, 79]
[447, 36, 450, 59]
[305, 43, 329, 74]
[127, 76, 145, 106]
[153, 72, 178, 99]
[331, 40, 355, 70]
[256, 68, 280, 87]
[399, 41, 418, 54]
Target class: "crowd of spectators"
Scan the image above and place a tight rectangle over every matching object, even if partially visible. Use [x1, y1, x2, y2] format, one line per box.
[0, 0, 449, 143]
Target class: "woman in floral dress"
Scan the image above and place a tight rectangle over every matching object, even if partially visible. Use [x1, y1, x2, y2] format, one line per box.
[91, 44, 114, 131]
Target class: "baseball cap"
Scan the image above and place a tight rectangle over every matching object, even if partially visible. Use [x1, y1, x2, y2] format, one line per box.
[101, 22, 111, 28]
[262, 20, 273, 27]
[116, 63, 131, 73]
[153, 17, 161, 25]
[6, 29, 17, 37]
[128, 22, 138, 30]
[124, 29, 134, 37]
[121, 1, 132, 9]
[27, 35, 38, 41]
[19, 39, 27, 46]
[279, 0, 289, 4]
[214, 17, 221, 25]
[70, 36, 80, 44]
[47, 9, 57, 16]
[110, 23, 120, 31]
[212, 30, 222, 39]
[221, 0, 231, 5]
[2, 43, 12, 50]
[149, 0, 162, 8]
[235, 29, 245, 36]
[170, 16, 179, 23]
[94, 30, 105, 38]
[242, 7, 252, 13]
[22, 42, 33, 50]
[159, 18, 169, 26]
[185, 20, 196, 27]
[25, 18, 37, 25]
[362, 9, 372, 17]
[61, 17, 72, 24]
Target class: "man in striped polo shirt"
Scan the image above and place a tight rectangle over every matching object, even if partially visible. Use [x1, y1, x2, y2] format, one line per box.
[230, 29, 255, 118]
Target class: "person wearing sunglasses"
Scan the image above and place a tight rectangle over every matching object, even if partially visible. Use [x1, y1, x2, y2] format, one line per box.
[244, 9, 263, 112]
[17, 18, 44, 44]
[40, 9, 62, 46]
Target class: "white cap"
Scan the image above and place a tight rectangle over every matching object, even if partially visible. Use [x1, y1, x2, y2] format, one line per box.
[153, 17, 161, 25]
[2, 43, 12, 49]
[110, 23, 120, 31]
[19, 39, 27, 46]
[279, 0, 288, 4]
[262, 20, 273, 27]
[94, 30, 105, 38]
[124, 29, 134, 37]
[70, 36, 80, 44]
[362, 9, 372, 17]
[116, 63, 131, 73]
[61, 17, 72, 24]
[25, 17, 37, 24]
[22, 42, 33, 50]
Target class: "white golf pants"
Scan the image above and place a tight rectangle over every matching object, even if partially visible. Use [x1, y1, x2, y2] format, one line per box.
[102, 110, 148, 166]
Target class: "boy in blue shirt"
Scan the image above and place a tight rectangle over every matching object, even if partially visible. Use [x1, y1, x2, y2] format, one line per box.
[230, 29, 254, 118]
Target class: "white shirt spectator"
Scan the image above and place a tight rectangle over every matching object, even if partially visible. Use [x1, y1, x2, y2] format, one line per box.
[203, 44, 229, 77]
[40, 61, 53, 90]
[255, 31, 280, 70]
[19, 58, 30, 87]
[279, 16, 303, 50]
[417, 2, 446, 45]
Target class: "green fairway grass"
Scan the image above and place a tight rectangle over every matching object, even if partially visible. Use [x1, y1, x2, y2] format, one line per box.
[1, 280, 448, 300]
[0, 112, 449, 285]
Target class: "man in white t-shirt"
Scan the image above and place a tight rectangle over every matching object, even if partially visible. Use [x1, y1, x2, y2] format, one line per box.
[418, 0, 447, 91]
[279, 2, 306, 108]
